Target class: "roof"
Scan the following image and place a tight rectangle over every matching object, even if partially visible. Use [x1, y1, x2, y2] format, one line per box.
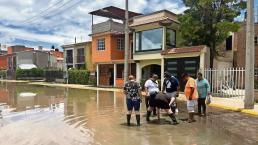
[89, 6, 141, 20]
[62, 41, 91, 48]
[161, 45, 206, 55]
[133, 9, 177, 19]
[130, 10, 179, 27]
[95, 59, 135, 64]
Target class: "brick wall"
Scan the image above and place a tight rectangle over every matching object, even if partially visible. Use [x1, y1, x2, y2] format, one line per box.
[234, 23, 258, 67]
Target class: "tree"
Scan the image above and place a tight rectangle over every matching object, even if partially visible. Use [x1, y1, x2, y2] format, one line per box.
[179, 0, 246, 68]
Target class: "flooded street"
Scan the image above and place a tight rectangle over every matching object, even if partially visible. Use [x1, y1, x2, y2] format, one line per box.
[0, 82, 249, 145]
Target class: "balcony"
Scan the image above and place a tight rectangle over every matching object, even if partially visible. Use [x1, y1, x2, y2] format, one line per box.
[92, 19, 124, 35]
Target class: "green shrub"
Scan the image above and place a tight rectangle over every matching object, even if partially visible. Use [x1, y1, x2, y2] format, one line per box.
[0, 70, 7, 79]
[88, 75, 97, 86]
[45, 69, 64, 82]
[16, 68, 44, 79]
[68, 70, 89, 85]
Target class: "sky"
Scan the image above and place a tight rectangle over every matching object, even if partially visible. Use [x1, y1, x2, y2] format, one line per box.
[0, 0, 256, 50]
[0, 0, 186, 49]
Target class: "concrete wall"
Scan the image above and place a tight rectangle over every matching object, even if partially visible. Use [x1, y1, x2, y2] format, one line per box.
[92, 19, 124, 35]
[16, 51, 58, 69]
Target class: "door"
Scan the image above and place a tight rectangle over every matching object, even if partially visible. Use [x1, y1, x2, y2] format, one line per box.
[165, 57, 200, 91]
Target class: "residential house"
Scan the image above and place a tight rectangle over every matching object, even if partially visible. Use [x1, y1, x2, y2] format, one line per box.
[233, 22, 258, 68]
[49, 50, 64, 70]
[62, 41, 94, 72]
[89, 6, 141, 87]
[0, 55, 8, 70]
[130, 10, 210, 87]
[14, 50, 58, 69]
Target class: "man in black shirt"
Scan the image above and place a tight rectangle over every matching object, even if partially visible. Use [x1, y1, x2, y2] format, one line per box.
[124, 75, 142, 126]
[162, 72, 180, 117]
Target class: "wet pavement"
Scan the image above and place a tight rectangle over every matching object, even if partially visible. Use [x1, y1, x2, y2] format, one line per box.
[0, 82, 257, 145]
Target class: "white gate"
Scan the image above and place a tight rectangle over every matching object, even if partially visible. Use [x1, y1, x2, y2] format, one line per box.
[203, 68, 245, 99]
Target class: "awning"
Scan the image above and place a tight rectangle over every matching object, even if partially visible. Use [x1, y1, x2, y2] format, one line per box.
[89, 6, 141, 20]
[18, 64, 37, 70]
[161, 45, 206, 55]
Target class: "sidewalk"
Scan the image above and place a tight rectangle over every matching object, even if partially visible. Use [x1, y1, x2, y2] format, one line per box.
[209, 97, 258, 116]
[177, 94, 258, 116]
[0, 79, 29, 83]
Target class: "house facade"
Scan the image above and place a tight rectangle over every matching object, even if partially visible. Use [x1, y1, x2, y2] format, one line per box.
[62, 41, 94, 72]
[233, 23, 258, 68]
[130, 10, 210, 87]
[89, 6, 141, 87]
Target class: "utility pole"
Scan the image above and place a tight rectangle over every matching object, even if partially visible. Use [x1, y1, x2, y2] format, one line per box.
[124, 0, 129, 83]
[244, 0, 255, 109]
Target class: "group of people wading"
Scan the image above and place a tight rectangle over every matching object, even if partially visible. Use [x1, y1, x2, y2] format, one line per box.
[123, 72, 210, 126]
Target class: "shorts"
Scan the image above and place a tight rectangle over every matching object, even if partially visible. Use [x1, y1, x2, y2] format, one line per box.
[149, 93, 157, 107]
[187, 100, 197, 113]
[126, 98, 140, 111]
[154, 99, 170, 109]
[165, 92, 177, 100]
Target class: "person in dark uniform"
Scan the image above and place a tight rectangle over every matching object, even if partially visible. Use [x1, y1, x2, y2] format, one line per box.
[162, 72, 180, 114]
[124, 75, 142, 126]
[154, 93, 179, 125]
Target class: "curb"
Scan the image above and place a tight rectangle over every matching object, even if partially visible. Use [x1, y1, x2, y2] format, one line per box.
[209, 103, 258, 116]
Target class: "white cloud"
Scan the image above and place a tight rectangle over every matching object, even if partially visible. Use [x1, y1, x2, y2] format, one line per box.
[0, 0, 187, 48]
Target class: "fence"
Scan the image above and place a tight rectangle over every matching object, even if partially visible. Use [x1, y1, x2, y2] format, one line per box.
[203, 68, 245, 99]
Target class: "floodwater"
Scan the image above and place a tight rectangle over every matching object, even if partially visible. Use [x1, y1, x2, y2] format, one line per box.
[0, 82, 248, 145]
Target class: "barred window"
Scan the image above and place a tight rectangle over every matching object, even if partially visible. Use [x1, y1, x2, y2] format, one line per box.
[117, 38, 125, 50]
[97, 39, 105, 50]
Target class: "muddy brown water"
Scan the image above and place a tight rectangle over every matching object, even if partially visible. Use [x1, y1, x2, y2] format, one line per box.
[0, 82, 250, 145]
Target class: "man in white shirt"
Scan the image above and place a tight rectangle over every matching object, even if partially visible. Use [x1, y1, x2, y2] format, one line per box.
[144, 74, 159, 122]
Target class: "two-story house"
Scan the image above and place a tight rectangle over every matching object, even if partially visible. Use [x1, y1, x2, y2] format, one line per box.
[62, 41, 94, 72]
[130, 10, 210, 87]
[89, 6, 141, 87]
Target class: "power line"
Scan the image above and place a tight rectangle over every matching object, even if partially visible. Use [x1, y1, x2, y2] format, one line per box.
[21, 0, 64, 24]
[30, 0, 83, 27]
[23, 0, 79, 24]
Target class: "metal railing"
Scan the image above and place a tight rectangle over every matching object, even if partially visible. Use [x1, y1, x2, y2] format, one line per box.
[203, 68, 245, 99]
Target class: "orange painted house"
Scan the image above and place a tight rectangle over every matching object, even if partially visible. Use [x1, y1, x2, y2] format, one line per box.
[89, 6, 141, 87]
[0, 55, 8, 70]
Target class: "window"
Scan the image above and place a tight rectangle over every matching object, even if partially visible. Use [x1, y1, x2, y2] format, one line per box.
[77, 48, 85, 63]
[117, 64, 124, 78]
[97, 39, 105, 50]
[226, 36, 232, 50]
[166, 29, 176, 48]
[255, 36, 258, 45]
[135, 28, 163, 51]
[66, 50, 73, 63]
[117, 38, 125, 50]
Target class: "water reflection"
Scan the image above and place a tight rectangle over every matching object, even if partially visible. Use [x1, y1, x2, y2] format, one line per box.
[0, 82, 247, 145]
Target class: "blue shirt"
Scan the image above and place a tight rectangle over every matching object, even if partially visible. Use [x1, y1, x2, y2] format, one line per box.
[197, 79, 210, 98]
